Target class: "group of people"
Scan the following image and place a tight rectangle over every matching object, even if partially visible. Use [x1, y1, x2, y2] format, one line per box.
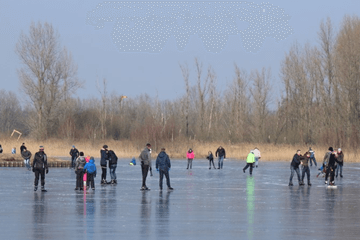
[288, 147, 344, 187]
[189, 146, 228, 170]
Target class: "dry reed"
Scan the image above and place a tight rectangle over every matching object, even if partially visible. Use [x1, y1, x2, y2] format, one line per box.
[0, 138, 358, 162]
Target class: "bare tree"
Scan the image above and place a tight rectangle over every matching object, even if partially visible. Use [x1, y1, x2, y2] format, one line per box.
[16, 22, 80, 139]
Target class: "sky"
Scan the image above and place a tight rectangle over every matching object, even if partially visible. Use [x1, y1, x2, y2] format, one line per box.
[0, 0, 360, 105]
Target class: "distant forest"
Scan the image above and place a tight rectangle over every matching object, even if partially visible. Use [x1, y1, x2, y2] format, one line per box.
[2, 16, 360, 150]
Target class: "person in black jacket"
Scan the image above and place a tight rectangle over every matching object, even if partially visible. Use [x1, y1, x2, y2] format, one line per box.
[215, 146, 226, 169]
[100, 145, 109, 184]
[20, 143, 27, 153]
[289, 150, 302, 186]
[69, 145, 79, 169]
[325, 147, 339, 186]
[32, 146, 48, 192]
[108, 149, 118, 184]
[206, 151, 215, 169]
[156, 148, 173, 191]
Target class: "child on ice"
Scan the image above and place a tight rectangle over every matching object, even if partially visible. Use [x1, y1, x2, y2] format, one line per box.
[83, 156, 97, 190]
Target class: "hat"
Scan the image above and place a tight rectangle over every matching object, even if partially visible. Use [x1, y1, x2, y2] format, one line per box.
[39, 145, 44, 150]
[103, 145, 108, 149]
[328, 147, 333, 151]
[72, 145, 75, 148]
[146, 143, 151, 147]
[338, 148, 341, 151]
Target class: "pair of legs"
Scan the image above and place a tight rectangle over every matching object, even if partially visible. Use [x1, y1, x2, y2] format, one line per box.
[34, 168, 45, 190]
[101, 166, 107, 183]
[71, 157, 76, 168]
[76, 169, 84, 189]
[289, 165, 301, 185]
[301, 166, 311, 185]
[187, 159, 193, 169]
[24, 158, 31, 170]
[243, 163, 253, 174]
[218, 156, 224, 169]
[309, 157, 317, 166]
[325, 166, 336, 184]
[87, 173, 95, 189]
[255, 157, 259, 167]
[109, 164, 117, 183]
[141, 164, 150, 189]
[159, 169, 171, 190]
[336, 164, 343, 177]
[209, 159, 216, 169]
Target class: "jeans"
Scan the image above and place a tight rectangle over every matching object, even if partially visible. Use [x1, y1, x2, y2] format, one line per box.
[141, 164, 149, 187]
[309, 157, 317, 166]
[243, 163, 254, 174]
[218, 156, 224, 169]
[101, 166, 107, 181]
[159, 169, 171, 189]
[336, 164, 343, 177]
[24, 159, 31, 170]
[255, 157, 259, 167]
[289, 165, 301, 183]
[110, 164, 117, 180]
[187, 159, 193, 169]
[301, 166, 310, 183]
[71, 156, 77, 168]
[34, 168, 45, 187]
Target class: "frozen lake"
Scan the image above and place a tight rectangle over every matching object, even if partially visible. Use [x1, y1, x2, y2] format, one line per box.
[1, 159, 360, 240]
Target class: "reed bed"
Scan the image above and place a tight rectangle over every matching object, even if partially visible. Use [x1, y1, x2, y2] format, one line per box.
[0, 138, 358, 162]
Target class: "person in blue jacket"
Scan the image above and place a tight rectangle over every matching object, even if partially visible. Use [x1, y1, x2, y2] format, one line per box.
[84, 156, 97, 190]
[156, 148, 174, 191]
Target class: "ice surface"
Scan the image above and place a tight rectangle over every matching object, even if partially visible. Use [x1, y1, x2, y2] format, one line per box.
[1, 159, 360, 240]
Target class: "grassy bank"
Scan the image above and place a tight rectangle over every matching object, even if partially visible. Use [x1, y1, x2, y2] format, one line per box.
[1, 139, 358, 162]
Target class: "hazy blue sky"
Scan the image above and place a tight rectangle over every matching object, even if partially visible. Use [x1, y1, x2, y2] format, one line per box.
[1, 0, 359, 104]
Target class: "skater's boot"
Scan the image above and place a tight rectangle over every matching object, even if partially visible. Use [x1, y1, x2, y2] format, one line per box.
[34, 186, 38, 191]
[243, 169, 245, 173]
[110, 180, 115, 184]
[308, 182, 312, 186]
[114, 179, 117, 184]
[340, 174, 343, 178]
[140, 186, 146, 191]
[299, 181, 304, 186]
[41, 186, 47, 192]
[288, 182, 293, 186]
[325, 180, 328, 185]
[168, 187, 174, 190]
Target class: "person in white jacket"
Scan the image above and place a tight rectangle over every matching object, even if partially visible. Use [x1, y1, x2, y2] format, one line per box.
[253, 147, 261, 168]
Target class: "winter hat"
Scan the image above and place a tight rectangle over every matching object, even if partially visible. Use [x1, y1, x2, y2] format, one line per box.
[328, 147, 334, 151]
[146, 143, 151, 147]
[338, 148, 342, 152]
[39, 145, 44, 150]
[72, 145, 75, 148]
[103, 145, 108, 149]
[85, 156, 90, 162]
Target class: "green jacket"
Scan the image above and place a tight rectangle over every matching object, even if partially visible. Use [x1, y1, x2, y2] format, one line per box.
[246, 152, 255, 163]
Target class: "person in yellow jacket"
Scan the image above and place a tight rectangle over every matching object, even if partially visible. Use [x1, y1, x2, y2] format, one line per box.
[243, 150, 255, 175]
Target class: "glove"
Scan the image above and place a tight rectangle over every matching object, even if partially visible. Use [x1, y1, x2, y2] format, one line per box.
[32, 168, 35, 173]
[156, 168, 159, 171]
[46, 169, 49, 174]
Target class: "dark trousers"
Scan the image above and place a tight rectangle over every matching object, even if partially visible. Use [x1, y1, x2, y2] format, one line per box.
[209, 159, 216, 169]
[34, 168, 45, 187]
[289, 166, 301, 183]
[76, 169, 84, 188]
[101, 166, 107, 181]
[71, 157, 76, 168]
[325, 166, 335, 182]
[141, 164, 149, 187]
[301, 166, 310, 183]
[187, 159, 193, 169]
[309, 157, 317, 166]
[87, 173, 95, 189]
[243, 163, 254, 174]
[159, 169, 171, 189]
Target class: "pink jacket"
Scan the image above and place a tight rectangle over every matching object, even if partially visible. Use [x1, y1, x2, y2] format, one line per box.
[187, 151, 195, 160]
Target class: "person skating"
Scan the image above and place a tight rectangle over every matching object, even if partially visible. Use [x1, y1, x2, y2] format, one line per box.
[243, 150, 255, 175]
[155, 148, 173, 191]
[325, 148, 339, 186]
[69, 145, 79, 169]
[215, 146, 226, 169]
[336, 148, 344, 178]
[300, 152, 311, 186]
[206, 151, 216, 169]
[20, 143, 27, 153]
[75, 152, 86, 190]
[322, 147, 332, 184]
[21, 148, 32, 171]
[186, 148, 194, 169]
[100, 145, 109, 185]
[289, 150, 302, 186]
[32, 146, 48, 192]
[108, 149, 118, 184]
[84, 156, 97, 190]
[309, 147, 317, 167]
[139, 143, 152, 190]
[253, 147, 261, 168]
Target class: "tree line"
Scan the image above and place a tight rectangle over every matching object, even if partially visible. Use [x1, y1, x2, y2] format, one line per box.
[2, 16, 360, 151]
